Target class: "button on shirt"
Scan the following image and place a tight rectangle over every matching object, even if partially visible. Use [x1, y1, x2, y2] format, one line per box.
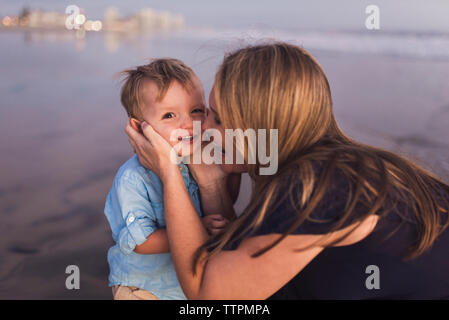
[104, 155, 202, 300]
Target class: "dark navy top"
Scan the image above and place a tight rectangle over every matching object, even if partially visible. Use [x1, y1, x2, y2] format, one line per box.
[227, 167, 449, 299]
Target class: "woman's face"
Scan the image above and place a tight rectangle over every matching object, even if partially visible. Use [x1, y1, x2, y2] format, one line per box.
[204, 86, 248, 174]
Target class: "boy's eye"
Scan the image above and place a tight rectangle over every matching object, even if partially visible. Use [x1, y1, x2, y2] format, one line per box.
[162, 112, 175, 119]
[192, 108, 205, 114]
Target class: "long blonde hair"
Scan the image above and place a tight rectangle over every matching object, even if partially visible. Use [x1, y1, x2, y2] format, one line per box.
[193, 42, 449, 272]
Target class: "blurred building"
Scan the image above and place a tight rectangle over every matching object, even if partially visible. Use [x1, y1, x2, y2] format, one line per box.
[103, 7, 185, 33]
[1, 6, 185, 34]
[27, 10, 66, 29]
[1, 8, 66, 29]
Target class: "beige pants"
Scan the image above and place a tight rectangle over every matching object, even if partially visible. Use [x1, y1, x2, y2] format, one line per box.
[112, 285, 160, 300]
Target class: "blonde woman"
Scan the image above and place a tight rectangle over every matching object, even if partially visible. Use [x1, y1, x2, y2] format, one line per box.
[126, 42, 449, 299]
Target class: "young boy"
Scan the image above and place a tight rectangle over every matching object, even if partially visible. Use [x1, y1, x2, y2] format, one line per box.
[104, 58, 226, 300]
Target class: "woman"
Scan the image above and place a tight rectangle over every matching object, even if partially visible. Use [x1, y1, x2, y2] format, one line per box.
[126, 42, 449, 299]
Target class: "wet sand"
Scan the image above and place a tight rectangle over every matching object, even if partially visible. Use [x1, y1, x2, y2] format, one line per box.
[0, 31, 448, 299]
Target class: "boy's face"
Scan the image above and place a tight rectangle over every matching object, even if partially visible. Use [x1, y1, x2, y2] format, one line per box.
[139, 77, 206, 156]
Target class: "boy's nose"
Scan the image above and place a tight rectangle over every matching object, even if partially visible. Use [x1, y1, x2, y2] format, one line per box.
[202, 108, 214, 130]
[180, 116, 193, 131]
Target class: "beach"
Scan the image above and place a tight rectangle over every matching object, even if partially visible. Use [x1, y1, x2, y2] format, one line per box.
[0, 28, 448, 299]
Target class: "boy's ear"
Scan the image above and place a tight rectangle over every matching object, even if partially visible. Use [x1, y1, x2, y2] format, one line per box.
[130, 118, 142, 133]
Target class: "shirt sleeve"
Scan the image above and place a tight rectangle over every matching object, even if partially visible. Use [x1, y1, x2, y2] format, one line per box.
[106, 172, 158, 255]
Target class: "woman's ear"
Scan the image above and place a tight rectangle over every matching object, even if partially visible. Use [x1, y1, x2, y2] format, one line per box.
[130, 118, 143, 134]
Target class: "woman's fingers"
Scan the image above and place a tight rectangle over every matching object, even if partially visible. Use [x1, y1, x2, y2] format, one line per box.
[140, 121, 174, 153]
[141, 121, 163, 145]
[128, 138, 137, 153]
[125, 119, 150, 148]
[125, 119, 153, 169]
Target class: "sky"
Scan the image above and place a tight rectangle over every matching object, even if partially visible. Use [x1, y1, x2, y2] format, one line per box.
[0, 0, 449, 33]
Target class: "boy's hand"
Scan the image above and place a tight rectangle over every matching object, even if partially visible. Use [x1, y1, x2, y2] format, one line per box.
[201, 214, 230, 236]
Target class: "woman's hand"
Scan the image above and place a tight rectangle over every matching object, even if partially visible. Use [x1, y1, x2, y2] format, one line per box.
[125, 119, 178, 181]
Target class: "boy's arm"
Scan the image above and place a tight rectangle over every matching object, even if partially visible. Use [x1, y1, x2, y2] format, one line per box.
[134, 228, 169, 254]
[112, 171, 221, 256]
[134, 218, 220, 254]
[109, 172, 171, 255]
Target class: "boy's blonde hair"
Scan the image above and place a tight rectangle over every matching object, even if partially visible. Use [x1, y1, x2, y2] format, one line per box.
[120, 58, 196, 119]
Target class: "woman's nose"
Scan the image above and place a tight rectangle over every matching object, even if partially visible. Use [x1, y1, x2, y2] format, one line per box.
[202, 108, 214, 130]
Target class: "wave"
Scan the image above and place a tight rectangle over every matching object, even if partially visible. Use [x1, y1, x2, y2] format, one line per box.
[180, 27, 449, 60]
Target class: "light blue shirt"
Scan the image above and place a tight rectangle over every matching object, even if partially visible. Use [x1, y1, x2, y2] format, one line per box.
[104, 155, 202, 300]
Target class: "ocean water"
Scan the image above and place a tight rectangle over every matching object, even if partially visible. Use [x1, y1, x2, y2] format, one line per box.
[0, 1, 448, 299]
